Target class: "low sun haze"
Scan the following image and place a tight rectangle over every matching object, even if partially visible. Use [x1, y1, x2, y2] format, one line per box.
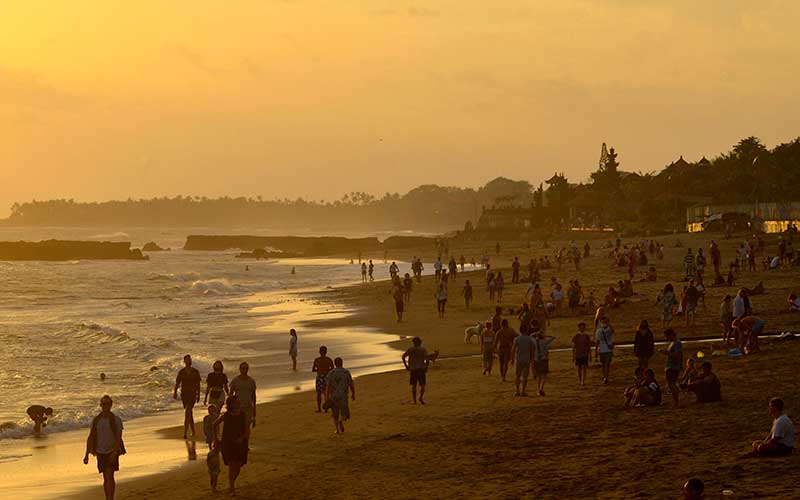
[3, 0, 800, 216]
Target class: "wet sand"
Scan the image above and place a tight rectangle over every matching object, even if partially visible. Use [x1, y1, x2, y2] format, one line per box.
[62, 232, 799, 500]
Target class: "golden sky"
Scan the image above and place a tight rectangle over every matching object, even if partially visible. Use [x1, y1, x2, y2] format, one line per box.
[2, 0, 799, 215]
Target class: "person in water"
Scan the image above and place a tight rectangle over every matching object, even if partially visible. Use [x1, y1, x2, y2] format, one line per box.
[26, 405, 53, 434]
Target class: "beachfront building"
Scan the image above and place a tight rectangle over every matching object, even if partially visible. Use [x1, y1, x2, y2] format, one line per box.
[686, 202, 800, 233]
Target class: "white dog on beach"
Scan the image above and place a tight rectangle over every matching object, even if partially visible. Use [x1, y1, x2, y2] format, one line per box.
[464, 322, 485, 343]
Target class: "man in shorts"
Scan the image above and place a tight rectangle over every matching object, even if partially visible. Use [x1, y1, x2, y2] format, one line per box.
[494, 319, 518, 382]
[173, 354, 201, 439]
[312, 346, 335, 412]
[662, 329, 683, 407]
[532, 326, 556, 396]
[571, 322, 593, 386]
[595, 316, 615, 384]
[511, 322, 536, 396]
[83, 395, 124, 500]
[325, 357, 355, 433]
[402, 337, 429, 404]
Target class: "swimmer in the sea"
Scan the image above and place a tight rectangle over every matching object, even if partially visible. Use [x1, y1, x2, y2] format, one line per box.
[27, 405, 53, 434]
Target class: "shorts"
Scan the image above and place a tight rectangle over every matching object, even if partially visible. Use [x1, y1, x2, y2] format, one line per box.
[575, 356, 589, 367]
[534, 359, 549, 375]
[665, 368, 680, 384]
[482, 349, 494, 364]
[686, 303, 697, 314]
[515, 361, 531, 379]
[599, 352, 613, 364]
[498, 347, 512, 365]
[761, 444, 794, 457]
[315, 374, 328, 394]
[409, 369, 427, 386]
[96, 452, 119, 474]
[395, 301, 404, 313]
[331, 398, 350, 421]
[752, 319, 765, 335]
[206, 450, 221, 476]
[181, 391, 197, 409]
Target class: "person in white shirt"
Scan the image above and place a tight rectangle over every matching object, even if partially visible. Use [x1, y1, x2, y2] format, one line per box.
[751, 398, 795, 457]
[595, 316, 614, 384]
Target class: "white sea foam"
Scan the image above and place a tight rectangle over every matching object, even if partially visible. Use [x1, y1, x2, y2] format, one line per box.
[190, 278, 239, 294]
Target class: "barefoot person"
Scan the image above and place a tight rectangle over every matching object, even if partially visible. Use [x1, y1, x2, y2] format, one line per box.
[203, 360, 229, 411]
[203, 404, 221, 492]
[83, 395, 124, 500]
[511, 322, 536, 396]
[480, 322, 495, 376]
[595, 316, 615, 384]
[26, 405, 53, 434]
[494, 319, 518, 382]
[402, 337, 429, 404]
[571, 322, 592, 386]
[312, 346, 335, 412]
[532, 327, 556, 396]
[662, 328, 683, 407]
[633, 320, 655, 369]
[229, 362, 256, 428]
[289, 329, 298, 371]
[213, 395, 251, 495]
[750, 398, 795, 457]
[173, 354, 201, 439]
[325, 357, 355, 433]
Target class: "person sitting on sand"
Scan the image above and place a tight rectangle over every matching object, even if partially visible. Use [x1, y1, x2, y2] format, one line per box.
[632, 369, 662, 407]
[26, 405, 53, 434]
[750, 398, 795, 457]
[312, 347, 335, 412]
[680, 358, 698, 386]
[402, 337, 429, 404]
[732, 316, 764, 354]
[685, 362, 721, 403]
[623, 367, 644, 407]
[325, 357, 355, 434]
[640, 266, 657, 282]
[788, 293, 800, 312]
[682, 478, 705, 500]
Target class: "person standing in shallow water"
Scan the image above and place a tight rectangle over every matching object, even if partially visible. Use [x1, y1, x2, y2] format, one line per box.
[83, 395, 124, 500]
[26, 405, 53, 434]
[173, 354, 201, 439]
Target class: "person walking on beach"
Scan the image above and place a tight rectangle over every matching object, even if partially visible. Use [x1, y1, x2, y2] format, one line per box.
[462, 279, 473, 310]
[403, 273, 413, 303]
[325, 357, 355, 433]
[511, 321, 536, 396]
[204, 360, 229, 411]
[312, 347, 335, 412]
[480, 321, 495, 376]
[289, 329, 299, 371]
[83, 395, 124, 500]
[532, 327, 556, 396]
[392, 279, 405, 323]
[595, 316, 614, 384]
[571, 322, 592, 386]
[213, 395, 250, 495]
[230, 362, 256, 428]
[203, 404, 221, 492]
[436, 282, 448, 318]
[402, 337, 429, 404]
[361, 262, 367, 283]
[173, 354, 201, 439]
[633, 320, 655, 369]
[494, 319, 518, 382]
[26, 405, 53, 434]
[368, 260, 374, 281]
[511, 257, 520, 284]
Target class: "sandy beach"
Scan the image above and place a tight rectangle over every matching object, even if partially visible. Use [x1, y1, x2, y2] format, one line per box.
[55, 232, 797, 500]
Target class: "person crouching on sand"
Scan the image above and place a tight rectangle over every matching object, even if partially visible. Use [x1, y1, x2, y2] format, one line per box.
[26, 405, 53, 434]
[402, 337, 429, 404]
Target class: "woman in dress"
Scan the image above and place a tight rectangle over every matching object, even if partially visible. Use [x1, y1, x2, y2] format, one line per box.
[213, 395, 250, 495]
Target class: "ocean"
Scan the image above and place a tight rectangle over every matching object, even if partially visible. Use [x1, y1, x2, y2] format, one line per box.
[0, 227, 406, 443]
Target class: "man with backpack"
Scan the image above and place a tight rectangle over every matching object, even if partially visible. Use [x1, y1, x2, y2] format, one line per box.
[83, 395, 125, 500]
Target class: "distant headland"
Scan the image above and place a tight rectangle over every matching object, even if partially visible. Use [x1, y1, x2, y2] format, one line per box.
[0, 240, 148, 261]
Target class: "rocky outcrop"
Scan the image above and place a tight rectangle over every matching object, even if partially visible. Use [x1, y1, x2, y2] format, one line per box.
[142, 242, 169, 252]
[0, 240, 148, 261]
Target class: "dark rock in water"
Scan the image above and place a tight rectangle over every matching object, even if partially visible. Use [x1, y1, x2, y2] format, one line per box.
[150, 366, 159, 371]
[0, 240, 149, 261]
[142, 242, 169, 252]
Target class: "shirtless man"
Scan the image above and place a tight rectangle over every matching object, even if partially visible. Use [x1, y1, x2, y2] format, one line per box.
[173, 354, 201, 439]
[312, 346, 335, 412]
[494, 319, 518, 382]
[26, 405, 53, 434]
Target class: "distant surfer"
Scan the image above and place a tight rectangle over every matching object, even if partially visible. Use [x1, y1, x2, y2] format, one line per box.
[27, 405, 53, 434]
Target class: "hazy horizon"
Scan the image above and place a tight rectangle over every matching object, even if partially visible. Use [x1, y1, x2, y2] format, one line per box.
[4, 1, 800, 217]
